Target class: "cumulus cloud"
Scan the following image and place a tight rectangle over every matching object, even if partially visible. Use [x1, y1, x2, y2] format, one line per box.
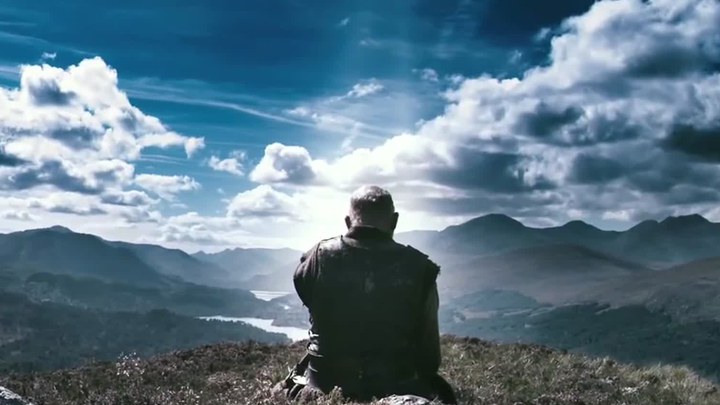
[250, 143, 323, 184]
[0, 57, 204, 193]
[208, 151, 245, 176]
[245, 0, 720, 224]
[134, 174, 200, 200]
[226, 185, 300, 219]
[100, 190, 157, 207]
[27, 192, 107, 216]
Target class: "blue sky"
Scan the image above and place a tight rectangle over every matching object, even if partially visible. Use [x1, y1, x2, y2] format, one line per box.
[0, 0, 719, 251]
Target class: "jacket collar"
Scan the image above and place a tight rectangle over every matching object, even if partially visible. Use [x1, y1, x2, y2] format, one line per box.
[345, 225, 393, 241]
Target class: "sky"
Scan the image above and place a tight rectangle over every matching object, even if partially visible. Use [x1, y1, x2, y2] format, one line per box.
[0, 0, 719, 252]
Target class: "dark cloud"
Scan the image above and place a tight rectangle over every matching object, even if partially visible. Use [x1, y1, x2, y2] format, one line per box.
[48, 127, 101, 149]
[662, 124, 720, 162]
[101, 191, 153, 207]
[569, 154, 625, 184]
[623, 21, 720, 79]
[516, 102, 584, 138]
[4, 161, 99, 194]
[405, 191, 563, 217]
[46, 205, 107, 216]
[0, 149, 27, 167]
[431, 147, 554, 193]
[658, 186, 720, 206]
[27, 78, 76, 106]
[627, 156, 720, 194]
[566, 113, 642, 146]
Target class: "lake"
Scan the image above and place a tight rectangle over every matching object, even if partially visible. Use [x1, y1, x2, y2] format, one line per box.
[201, 316, 308, 342]
[250, 290, 291, 301]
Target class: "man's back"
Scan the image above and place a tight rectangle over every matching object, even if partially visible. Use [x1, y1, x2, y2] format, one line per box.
[293, 225, 442, 400]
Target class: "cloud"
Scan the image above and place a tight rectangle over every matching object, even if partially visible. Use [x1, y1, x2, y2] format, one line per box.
[338, 17, 350, 27]
[416, 68, 439, 82]
[247, 0, 720, 223]
[41, 52, 57, 61]
[345, 80, 383, 98]
[27, 192, 107, 216]
[100, 190, 156, 207]
[1, 210, 37, 221]
[250, 143, 322, 184]
[134, 174, 201, 200]
[1, 57, 204, 170]
[226, 185, 300, 219]
[208, 151, 245, 176]
[662, 124, 720, 162]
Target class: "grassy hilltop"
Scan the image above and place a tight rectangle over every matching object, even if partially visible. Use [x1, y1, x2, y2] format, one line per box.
[2, 336, 719, 405]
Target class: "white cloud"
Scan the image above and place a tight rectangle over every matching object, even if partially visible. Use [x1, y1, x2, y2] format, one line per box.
[250, 143, 324, 184]
[247, 0, 720, 225]
[338, 17, 350, 27]
[134, 174, 200, 200]
[208, 151, 245, 176]
[416, 68, 439, 82]
[40, 52, 57, 61]
[345, 80, 383, 98]
[226, 185, 301, 220]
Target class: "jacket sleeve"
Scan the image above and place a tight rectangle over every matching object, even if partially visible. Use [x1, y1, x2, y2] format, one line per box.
[293, 244, 319, 308]
[417, 259, 441, 375]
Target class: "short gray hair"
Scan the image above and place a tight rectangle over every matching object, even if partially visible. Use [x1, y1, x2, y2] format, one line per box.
[348, 185, 395, 225]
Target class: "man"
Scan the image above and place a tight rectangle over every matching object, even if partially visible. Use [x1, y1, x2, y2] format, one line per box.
[275, 185, 457, 404]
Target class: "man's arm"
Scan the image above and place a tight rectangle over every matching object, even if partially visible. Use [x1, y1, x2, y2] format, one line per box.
[293, 244, 318, 308]
[417, 280, 441, 375]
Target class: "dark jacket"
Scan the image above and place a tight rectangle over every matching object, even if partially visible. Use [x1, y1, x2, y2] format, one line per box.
[293, 226, 443, 399]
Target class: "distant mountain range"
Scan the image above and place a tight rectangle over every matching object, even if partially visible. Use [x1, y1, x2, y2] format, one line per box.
[1, 213, 720, 378]
[0, 226, 301, 289]
[396, 213, 720, 268]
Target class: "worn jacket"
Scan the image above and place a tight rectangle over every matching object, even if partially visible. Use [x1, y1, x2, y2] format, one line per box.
[293, 225, 441, 382]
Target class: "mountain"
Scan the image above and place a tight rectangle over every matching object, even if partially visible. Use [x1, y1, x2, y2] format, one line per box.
[437, 243, 651, 302]
[0, 226, 296, 290]
[0, 292, 288, 374]
[397, 213, 720, 268]
[0, 227, 170, 287]
[109, 241, 235, 288]
[587, 256, 720, 321]
[193, 247, 300, 282]
[2, 337, 719, 405]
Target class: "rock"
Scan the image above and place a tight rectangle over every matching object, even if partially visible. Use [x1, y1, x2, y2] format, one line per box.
[379, 394, 432, 405]
[0, 387, 32, 405]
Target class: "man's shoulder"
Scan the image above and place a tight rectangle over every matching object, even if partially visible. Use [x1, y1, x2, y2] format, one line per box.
[401, 244, 441, 275]
[300, 235, 343, 262]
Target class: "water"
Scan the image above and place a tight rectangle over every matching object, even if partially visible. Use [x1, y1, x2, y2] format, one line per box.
[250, 290, 291, 301]
[201, 316, 307, 342]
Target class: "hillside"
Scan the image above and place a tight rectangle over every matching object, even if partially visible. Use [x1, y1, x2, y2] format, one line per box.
[193, 247, 300, 282]
[2, 337, 720, 405]
[587, 257, 720, 321]
[396, 214, 720, 268]
[437, 244, 650, 302]
[0, 292, 288, 374]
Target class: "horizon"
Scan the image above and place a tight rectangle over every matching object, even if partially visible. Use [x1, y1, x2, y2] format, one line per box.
[6, 211, 716, 254]
[1, 0, 719, 252]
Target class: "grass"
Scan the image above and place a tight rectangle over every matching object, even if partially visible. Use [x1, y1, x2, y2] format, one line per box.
[2, 336, 719, 405]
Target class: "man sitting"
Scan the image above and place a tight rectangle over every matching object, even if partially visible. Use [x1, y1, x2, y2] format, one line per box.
[274, 185, 457, 404]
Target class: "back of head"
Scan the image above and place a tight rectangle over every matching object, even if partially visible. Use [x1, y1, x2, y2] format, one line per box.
[347, 185, 398, 233]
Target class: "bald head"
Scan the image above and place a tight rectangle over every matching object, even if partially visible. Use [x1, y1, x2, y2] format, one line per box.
[345, 185, 399, 235]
